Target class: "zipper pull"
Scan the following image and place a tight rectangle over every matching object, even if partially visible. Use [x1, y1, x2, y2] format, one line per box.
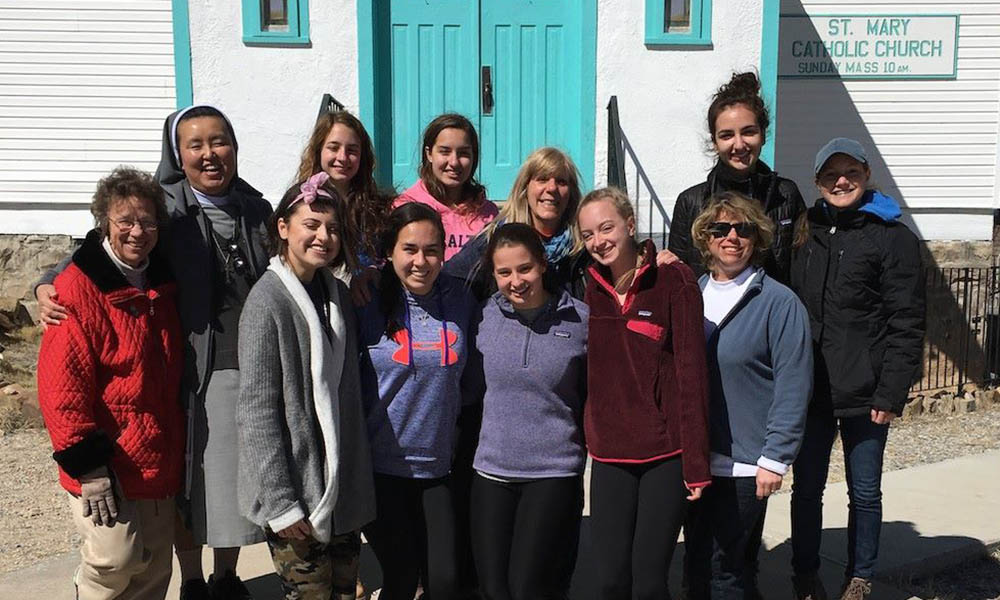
[829, 225, 837, 234]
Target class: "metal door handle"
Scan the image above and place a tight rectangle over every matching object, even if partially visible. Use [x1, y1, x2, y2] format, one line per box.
[481, 66, 493, 115]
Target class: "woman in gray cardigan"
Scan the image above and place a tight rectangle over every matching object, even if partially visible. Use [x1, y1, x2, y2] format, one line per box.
[684, 191, 813, 600]
[237, 172, 375, 600]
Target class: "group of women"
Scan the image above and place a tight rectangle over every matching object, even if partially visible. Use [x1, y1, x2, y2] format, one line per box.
[34, 69, 924, 600]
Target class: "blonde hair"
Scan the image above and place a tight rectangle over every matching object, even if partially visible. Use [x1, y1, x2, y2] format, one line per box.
[691, 191, 774, 271]
[576, 186, 639, 247]
[484, 147, 583, 251]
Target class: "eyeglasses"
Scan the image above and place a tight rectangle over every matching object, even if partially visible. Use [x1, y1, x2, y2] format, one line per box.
[708, 222, 756, 239]
[112, 218, 159, 232]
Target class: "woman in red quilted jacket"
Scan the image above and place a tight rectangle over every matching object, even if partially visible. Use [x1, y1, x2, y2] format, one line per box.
[37, 166, 184, 600]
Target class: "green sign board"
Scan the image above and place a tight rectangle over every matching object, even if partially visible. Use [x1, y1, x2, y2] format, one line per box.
[778, 14, 959, 79]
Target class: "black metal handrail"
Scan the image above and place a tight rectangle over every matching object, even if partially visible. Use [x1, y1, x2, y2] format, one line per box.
[316, 93, 345, 121]
[606, 96, 671, 248]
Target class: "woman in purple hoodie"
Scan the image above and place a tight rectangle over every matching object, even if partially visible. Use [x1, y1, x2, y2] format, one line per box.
[466, 223, 588, 600]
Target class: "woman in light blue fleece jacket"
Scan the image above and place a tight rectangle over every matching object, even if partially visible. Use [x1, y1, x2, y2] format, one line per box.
[358, 202, 477, 600]
[683, 191, 813, 600]
[464, 223, 588, 600]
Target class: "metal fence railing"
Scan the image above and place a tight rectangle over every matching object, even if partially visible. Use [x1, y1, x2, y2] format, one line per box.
[914, 265, 1000, 394]
[607, 96, 670, 248]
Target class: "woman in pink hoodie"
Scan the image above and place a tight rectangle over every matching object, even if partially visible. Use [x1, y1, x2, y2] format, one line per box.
[395, 113, 498, 260]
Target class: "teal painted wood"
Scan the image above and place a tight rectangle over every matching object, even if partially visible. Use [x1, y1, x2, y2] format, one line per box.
[760, 0, 780, 165]
[170, 0, 193, 108]
[645, 0, 712, 46]
[241, 0, 311, 45]
[388, 1, 480, 190]
[480, 0, 589, 198]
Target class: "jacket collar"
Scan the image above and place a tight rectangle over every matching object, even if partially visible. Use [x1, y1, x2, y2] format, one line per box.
[698, 266, 766, 335]
[491, 287, 575, 318]
[72, 229, 173, 294]
[587, 239, 657, 312]
[708, 160, 780, 212]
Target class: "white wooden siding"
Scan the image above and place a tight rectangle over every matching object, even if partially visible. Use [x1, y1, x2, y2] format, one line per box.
[0, 0, 176, 235]
[775, 0, 1000, 240]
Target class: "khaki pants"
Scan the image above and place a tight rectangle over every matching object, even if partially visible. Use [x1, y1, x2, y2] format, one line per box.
[68, 494, 175, 600]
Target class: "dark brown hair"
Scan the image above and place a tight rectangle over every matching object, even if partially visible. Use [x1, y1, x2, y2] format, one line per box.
[484, 222, 549, 282]
[295, 111, 393, 261]
[419, 113, 487, 214]
[267, 178, 358, 273]
[378, 202, 446, 336]
[92, 166, 167, 236]
[707, 71, 770, 143]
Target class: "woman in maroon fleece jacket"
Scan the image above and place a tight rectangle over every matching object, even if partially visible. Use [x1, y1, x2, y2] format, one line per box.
[577, 187, 711, 600]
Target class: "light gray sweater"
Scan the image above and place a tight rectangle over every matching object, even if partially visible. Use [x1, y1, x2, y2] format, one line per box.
[237, 260, 375, 541]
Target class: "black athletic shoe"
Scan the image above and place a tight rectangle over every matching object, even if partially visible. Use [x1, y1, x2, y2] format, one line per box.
[180, 578, 211, 600]
[208, 571, 253, 600]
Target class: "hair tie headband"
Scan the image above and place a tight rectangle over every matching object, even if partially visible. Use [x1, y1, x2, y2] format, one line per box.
[291, 172, 334, 208]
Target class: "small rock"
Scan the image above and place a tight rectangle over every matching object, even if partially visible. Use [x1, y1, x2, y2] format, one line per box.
[956, 396, 977, 413]
[17, 300, 42, 326]
[2, 383, 25, 396]
[922, 396, 939, 414]
[13, 300, 36, 327]
[902, 400, 923, 419]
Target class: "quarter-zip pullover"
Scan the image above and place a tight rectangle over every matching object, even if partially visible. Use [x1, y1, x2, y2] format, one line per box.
[699, 267, 813, 474]
[584, 240, 712, 487]
[469, 290, 589, 478]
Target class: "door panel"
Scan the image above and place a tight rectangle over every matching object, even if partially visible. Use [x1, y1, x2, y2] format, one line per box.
[385, 1, 588, 199]
[388, 1, 479, 190]
[480, 0, 583, 198]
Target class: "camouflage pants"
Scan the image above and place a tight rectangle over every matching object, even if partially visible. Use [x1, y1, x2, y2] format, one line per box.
[265, 528, 361, 599]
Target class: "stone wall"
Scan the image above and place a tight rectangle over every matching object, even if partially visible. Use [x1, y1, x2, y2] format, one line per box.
[0, 234, 76, 301]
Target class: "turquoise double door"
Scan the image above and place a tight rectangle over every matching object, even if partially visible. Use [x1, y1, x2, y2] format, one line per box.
[381, 0, 596, 199]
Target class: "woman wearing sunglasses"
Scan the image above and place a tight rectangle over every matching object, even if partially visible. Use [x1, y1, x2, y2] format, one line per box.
[683, 191, 813, 600]
[788, 138, 924, 600]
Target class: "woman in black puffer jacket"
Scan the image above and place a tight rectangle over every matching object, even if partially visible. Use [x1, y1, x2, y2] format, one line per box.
[788, 138, 925, 600]
[668, 72, 805, 285]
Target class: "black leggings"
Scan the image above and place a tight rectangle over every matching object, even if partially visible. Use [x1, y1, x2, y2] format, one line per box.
[471, 473, 584, 600]
[589, 457, 689, 600]
[362, 473, 457, 600]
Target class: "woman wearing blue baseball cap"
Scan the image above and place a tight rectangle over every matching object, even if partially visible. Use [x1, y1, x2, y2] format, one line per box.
[787, 138, 925, 600]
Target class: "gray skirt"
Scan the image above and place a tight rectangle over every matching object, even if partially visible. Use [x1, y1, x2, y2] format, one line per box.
[189, 368, 266, 547]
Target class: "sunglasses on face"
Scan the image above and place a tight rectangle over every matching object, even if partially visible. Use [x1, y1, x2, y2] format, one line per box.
[708, 222, 756, 239]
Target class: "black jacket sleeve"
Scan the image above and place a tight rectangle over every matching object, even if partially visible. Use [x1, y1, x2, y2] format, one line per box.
[873, 225, 926, 414]
[667, 190, 708, 279]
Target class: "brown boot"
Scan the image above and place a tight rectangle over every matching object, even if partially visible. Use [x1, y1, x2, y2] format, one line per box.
[839, 577, 872, 600]
[791, 572, 829, 600]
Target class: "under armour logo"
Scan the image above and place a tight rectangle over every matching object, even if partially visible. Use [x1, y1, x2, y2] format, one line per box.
[391, 329, 460, 366]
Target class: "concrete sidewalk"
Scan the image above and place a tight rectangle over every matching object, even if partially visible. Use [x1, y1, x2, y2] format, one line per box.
[4, 450, 998, 599]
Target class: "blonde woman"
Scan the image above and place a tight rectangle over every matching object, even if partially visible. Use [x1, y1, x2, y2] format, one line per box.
[683, 191, 812, 600]
[444, 146, 590, 300]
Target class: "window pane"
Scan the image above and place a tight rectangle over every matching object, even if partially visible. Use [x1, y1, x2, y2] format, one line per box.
[261, 0, 289, 32]
[664, 0, 691, 32]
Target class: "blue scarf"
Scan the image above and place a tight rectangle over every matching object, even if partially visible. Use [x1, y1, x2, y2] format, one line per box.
[542, 226, 575, 266]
